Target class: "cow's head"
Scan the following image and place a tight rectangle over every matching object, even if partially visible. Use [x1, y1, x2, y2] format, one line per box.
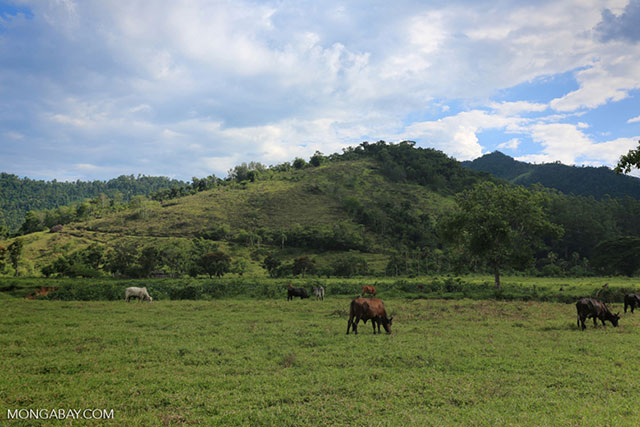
[381, 316, 393, 334]
[611, 312, 620, 327]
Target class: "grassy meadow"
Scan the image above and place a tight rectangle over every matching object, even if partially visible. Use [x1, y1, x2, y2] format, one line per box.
[2, 296, 640, 425]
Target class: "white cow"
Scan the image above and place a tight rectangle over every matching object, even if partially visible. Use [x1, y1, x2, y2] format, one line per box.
[312, 286, 325, 301]
[125, 287, 153, 302]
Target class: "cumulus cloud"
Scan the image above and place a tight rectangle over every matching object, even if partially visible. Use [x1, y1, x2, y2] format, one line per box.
[628, 115, 640, 123]
[0, 0, 639, 180]
[596, 0, 640, 43]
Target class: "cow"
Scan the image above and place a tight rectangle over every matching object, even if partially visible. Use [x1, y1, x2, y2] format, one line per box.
[287, 287, 309, 300]
[361, 285, 376, 297]
[624, 294, 640, 313]
[576, 298, 619, 330]
[346, 298, 393, 335]
[312, 286, 325, 301]
[125, 287, 153, 302]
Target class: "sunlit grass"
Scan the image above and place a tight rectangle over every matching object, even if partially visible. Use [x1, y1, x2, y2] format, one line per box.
[2, 298, 640, 425]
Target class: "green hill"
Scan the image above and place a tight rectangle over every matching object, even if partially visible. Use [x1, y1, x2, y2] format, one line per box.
[0, 173, 186, 232]
[462, 151, 640, 199]
[4, 141, 640, 279]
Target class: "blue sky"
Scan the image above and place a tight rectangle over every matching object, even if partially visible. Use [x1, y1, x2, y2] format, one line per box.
[0, 0, 639, 181]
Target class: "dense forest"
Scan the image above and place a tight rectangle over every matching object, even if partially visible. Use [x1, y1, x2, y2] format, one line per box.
[462, 151, 640, 199]
[3, 141, 640, 279]
[0, 173, 186, 233]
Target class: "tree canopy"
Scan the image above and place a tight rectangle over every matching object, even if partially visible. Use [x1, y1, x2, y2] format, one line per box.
[441, 182, 562, 288]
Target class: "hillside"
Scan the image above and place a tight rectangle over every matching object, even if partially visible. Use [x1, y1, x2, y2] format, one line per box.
[4, 141, 640, 279]
[462, 151, 640, 199]
[0, 173, 186, 232]
[0, 142, 478, 277]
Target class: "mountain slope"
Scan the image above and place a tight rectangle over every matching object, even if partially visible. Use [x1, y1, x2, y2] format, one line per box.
[0, 173, 186, 232]
[462, 152, 640, 199]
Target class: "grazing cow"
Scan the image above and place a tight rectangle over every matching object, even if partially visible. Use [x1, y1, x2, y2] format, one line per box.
[287, 287, 309, 301]
[346, 298, 393, 335]
[576, 298, 619, 330]
[624, 294, 640, 313]
[312, 286, 325, 301]
[125, 287, 153, 302]
[361, 285, 376, 297]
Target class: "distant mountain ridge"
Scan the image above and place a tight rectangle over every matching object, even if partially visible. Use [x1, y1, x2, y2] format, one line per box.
[462, 151, 640, 199]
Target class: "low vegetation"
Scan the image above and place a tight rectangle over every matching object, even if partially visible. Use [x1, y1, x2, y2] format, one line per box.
[2, 297, 640, 425]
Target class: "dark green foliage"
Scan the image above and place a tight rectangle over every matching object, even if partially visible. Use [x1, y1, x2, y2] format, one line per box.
[464, 151, 640, 200]
[331, 253, 368, 277]
[262, 254, 282, 278]
[8, 239, 23, 276]
[441, 182, 562, 288]
[309, 151, 326, 167]
[293, 158, 307, 169]
[41, 244, 105, 278]
[197, 251, 232, 278]
[105, 240, 140, 277]
[592, 237, 640, 276]
[292, 256, 315, 277]
[615, 140, 640, 174]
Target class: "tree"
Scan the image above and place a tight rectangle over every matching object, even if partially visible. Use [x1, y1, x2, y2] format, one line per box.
[293, 256, 316, 277]
[0, 244, 6, 273]
[592, 237, 640, 276]
[8, 239, 24, 277]
[105, 240, 139, 277]
[441, 182, 562, 288]
[262, 254, 282, 278]
[138, 246, 159, 277]
[199, 251, 231, 278]
[615, 140, 640, 174]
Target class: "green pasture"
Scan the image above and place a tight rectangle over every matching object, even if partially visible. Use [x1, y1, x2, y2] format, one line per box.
[2, 297, 640, 425]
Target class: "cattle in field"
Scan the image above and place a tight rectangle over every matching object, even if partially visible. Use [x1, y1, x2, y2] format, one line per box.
[287, 287, 309, 300]
[624, 294, 640, 313]
[576, 298, 619, 330]
[346, 298, 393, 335]
[312, 286, 324, 301]
[361, 285, 376, 297]
[125, 287, 153, 302]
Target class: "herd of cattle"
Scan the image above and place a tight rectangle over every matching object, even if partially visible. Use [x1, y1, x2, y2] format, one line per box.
[125, 285, 640, 333]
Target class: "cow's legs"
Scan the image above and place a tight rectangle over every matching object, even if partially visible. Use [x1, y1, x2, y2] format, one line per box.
[632, 303, 635, 313]
[352, 315, 360, 334]
[579, 315, 586, 330]
[372, 319, 377, 334]
[625, 302, 628, 313]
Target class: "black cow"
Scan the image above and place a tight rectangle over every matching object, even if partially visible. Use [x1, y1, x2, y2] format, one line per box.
[624, 294, 640, 313]
[287, 287, 309, 300]
[346, 298, 392, 335]
[576, 298, 620, 330]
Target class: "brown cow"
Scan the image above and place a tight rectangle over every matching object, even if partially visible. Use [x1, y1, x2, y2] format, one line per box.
[624, 294, 640, 313]
[346, 298, 392, 335]
[361, 285, 376, 297]
[576, 298, 620, 330]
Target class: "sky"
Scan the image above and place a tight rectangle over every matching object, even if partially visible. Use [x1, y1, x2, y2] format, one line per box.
[0, 0, 639, 182]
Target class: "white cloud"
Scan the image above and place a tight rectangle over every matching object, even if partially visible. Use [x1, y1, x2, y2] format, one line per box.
[401, 110, 523, 160]
[628, 115, 640, 123]
[490, 101, 547, 116]
[1, 0, 639, 180]
[497, 138, 520, 150]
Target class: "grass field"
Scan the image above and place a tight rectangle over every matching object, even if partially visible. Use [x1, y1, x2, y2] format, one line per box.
[2, 297, 640, 425]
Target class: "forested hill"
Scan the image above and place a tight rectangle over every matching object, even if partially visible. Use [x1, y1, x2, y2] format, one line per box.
[462, 151, 640, 199]
[0, 173, 186, 232]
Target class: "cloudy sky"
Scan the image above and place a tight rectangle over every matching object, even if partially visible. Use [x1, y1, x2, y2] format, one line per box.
[1, 0, 639, 181]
